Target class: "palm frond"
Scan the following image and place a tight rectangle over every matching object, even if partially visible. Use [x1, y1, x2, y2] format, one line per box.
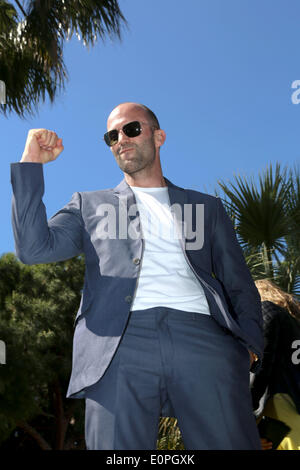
[217, 162, 300, 290]
[218, 163, 291, 251]
[0, 0, 127, 118]
[0, 0, 18, 29]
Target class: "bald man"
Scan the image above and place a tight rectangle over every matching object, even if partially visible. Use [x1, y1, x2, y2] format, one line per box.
[11, 102, 264, 450]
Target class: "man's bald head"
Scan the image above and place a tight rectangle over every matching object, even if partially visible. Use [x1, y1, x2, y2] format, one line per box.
[105, 101, 166, 185]
[107, 102, 160, 130]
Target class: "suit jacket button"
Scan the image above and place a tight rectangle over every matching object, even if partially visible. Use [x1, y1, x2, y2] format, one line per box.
[133, 258, 140, 265]
[125, 295, 132, 303]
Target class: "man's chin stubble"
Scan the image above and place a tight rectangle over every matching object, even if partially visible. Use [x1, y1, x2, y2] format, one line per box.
[117, 158, 144, 175]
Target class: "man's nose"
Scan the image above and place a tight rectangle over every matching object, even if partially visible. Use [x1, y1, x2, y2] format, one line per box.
[118, 129, 130, 144]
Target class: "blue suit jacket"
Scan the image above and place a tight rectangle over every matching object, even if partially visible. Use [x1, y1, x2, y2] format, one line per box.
[11, 163, 264, 397]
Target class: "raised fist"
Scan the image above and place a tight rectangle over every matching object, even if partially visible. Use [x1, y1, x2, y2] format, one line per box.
[21, 129, 64, 164]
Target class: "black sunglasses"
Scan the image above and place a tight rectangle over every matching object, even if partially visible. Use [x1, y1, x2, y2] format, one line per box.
[104, 121, 155, 147]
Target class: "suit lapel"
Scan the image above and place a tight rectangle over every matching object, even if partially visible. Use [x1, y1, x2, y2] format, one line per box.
[164, 177, 188, 249]
[113, 179, 141, 240]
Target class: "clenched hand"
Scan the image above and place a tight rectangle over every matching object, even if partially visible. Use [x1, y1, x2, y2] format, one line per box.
[21, 129, 64, 164]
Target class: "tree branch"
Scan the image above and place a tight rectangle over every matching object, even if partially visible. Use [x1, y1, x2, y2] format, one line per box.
[53, 379, 69, 450]
[16, 421, 52, 450]
[14, 0, 27, 17]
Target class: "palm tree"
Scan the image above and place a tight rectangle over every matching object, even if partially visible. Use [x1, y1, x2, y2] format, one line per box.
[275, 165, 300, 295]
[0, 0, 127, 118]
[217, 163, 300, 297]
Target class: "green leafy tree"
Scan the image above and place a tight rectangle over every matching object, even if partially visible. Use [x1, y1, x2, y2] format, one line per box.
[0, 0, 127, 118]
[0, 253, 85, 449]
[217, 163, 300, 297]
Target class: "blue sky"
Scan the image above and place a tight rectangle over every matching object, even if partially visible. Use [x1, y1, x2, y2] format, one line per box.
[1, 0, 300, 256]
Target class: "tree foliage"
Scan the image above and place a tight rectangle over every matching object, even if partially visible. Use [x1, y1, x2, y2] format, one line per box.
[0, 253, 85, 449]
[217, 163, 300, 297]
[0, 0, 127, 118]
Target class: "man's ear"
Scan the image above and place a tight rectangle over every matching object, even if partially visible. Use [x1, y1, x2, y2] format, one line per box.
[154, 129, 166, 148]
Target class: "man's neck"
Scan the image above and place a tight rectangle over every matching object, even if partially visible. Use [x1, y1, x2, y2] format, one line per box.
[124, 173, 167, 188]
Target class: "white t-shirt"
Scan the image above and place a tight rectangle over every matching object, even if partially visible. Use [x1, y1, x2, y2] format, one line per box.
[130, 185, 210, 315]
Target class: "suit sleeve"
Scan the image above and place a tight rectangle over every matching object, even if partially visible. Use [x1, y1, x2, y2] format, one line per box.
[11, 162, 84, 265]
[211, 197, 264, 363]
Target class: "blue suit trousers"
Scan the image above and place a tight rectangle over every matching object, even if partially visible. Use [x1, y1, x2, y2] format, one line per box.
[84, 307, 261, 450]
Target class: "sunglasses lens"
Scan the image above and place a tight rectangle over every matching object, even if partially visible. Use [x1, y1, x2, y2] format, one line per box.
[104, 130, 118, 147]
[104, 121, 142, 146]
[123, 121, 141, 138]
